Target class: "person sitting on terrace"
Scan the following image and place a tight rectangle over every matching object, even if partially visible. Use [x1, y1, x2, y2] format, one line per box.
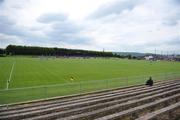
[146, 76, 154, 86]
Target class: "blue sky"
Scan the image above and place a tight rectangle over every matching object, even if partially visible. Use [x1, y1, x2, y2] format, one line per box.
[0, 0, 179, 53]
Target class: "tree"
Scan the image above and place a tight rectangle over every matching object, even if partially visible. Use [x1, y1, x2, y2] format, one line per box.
[5, 45, 116, 58]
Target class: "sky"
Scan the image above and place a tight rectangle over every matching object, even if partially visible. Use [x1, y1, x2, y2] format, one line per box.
[0, 0, 180, 53]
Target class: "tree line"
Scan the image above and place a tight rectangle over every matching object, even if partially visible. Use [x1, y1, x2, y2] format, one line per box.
[4, 45, 118, 57]
[0, 48, 5, 56]
[0, 45, 139, 59]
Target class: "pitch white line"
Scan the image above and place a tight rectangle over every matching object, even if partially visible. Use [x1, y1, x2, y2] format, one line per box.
[6, 62, 15, 90]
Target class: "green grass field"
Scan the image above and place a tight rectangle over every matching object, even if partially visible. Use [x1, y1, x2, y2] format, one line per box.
[0, 56, 180, 104]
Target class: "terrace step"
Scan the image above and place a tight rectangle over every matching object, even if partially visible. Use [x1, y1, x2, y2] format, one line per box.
[136, 101, 180, 120]
[0, 79, 177, 113]
[0, 83, 144, 111]
[1, 80, 179, 117]
[56, 87, 180, 120]
[0, 79, 179, 120]
[26, 85, 180, 120]
[95, 93, 180, 120]
[0, 80, 179, 120]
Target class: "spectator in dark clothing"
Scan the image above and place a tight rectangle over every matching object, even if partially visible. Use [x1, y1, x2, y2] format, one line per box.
[146, 76, 153, 86]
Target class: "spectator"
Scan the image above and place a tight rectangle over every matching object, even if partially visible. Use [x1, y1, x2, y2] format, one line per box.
[146, 76, 153, 86]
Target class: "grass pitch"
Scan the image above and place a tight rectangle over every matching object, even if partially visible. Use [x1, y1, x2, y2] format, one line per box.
[0, 56, 180, 104]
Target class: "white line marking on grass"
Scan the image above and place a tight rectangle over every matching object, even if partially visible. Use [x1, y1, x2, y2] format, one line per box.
[6, 62, 15, 90]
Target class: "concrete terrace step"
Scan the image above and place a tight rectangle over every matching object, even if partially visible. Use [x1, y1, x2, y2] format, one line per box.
[0, 79, 176, 112]
[1, 81, 179, 120]
[135, 101, 180, 120]
[95, 93, 180, 120]
[25, 85, 180, 120]
[0, 79, 178, 113]
[0, 82, 144, 111]
[1, 80, 179, 117]
[0, 79, 179, 120]
[56, 87, 180, 120]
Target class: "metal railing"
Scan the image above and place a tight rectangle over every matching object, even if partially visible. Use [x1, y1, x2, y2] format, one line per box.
[0, 72, 180, 105]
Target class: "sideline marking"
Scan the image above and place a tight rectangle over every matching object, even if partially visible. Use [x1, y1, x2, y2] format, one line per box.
[6, 62, 15, 90]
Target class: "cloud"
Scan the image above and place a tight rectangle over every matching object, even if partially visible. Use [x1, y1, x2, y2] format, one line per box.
[52, 22, 80, 34]
[161, 1, 180, 26]
[38, 13, 67, 23]
[0, 0, 4, 4]
[35, 12, 90, 46]
[89, 0, 142, 19]
[0, 15, 15, 25]
[0, 33, 23, 48]
[163, 20, 178, 26]
[0, 15, 36, 38]
[47, 21, 90, 45]
[0, 15, 53, 48]
[172, 0, 180, 5]
[166, 37, 180, 45]
[0, 15, 19, 35]
[0, 0, 179, 53]
[36, 12, 90, 45]
[162, 13, 180, 26]
[82, 0, 180, 52]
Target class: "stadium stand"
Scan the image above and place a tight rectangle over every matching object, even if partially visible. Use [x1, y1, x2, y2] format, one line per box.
[0, 79, 179, 120]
